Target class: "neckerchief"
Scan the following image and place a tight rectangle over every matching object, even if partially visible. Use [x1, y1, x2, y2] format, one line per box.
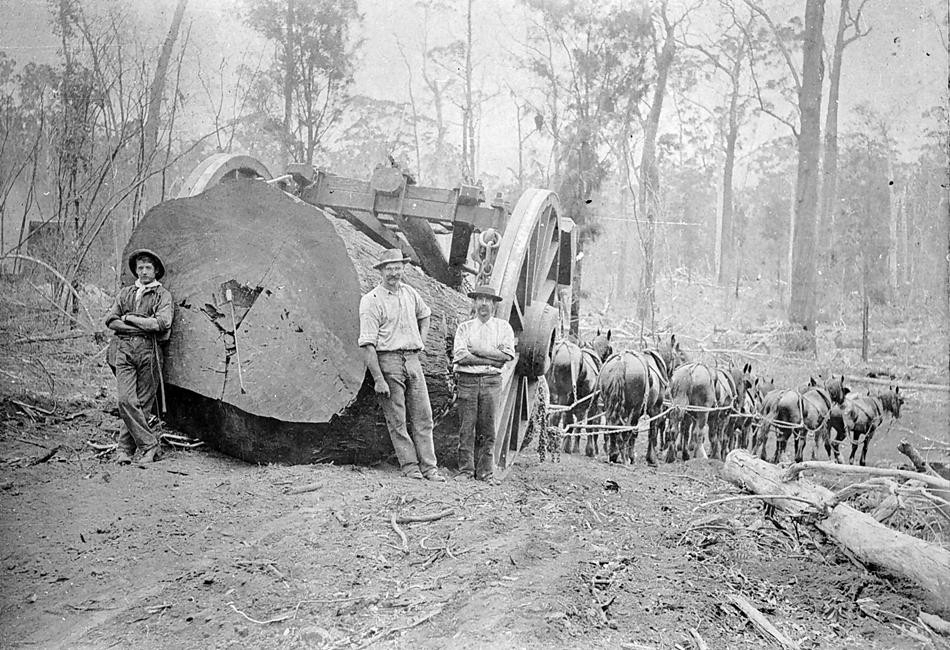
[134, 279, 161, 311]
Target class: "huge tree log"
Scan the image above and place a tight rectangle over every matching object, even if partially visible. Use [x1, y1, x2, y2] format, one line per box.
[721, 450, 950, 613]
[127, 180, 469, 465]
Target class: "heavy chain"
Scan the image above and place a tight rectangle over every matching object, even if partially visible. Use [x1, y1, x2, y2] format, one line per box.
[473, 228, 501, 287]
[533, 377, 561, 463]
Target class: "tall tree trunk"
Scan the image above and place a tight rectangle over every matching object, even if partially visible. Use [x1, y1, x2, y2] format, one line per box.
[139, 0, 187, 225]
[819, 0, 848, 267]
[717, 34, 745, 286]
[614, 188, 629, 304]
[788, 0, 825, 336]
[462, 0, 475, 178]
[718, 97, 739, 285]
[283, 0, 296, 168]
[886, 156, 899, 299]
[637, 12, 675, 323]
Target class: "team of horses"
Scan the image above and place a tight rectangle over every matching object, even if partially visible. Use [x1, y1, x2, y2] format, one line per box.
[546, 331, 905, 467]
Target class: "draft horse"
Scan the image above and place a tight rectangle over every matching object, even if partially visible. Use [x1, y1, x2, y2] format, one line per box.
[666, 362, 717, 462]
[596, 349, 667, 465]
[547, 340, 601, 456]
[832, 386, 904, 466]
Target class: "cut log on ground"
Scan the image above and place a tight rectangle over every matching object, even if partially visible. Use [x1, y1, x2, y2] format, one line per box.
[721, 450, 950, 613]
[130, 181, 468, 465]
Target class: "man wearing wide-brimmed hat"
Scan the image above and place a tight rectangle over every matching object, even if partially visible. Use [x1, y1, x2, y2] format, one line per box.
[105, 249, 174, 466]
[452, 285, 515, 482]
[359, 248, 446, 482]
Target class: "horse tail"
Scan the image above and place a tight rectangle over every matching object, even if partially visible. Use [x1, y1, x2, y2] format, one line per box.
[597, 355, 627, 425]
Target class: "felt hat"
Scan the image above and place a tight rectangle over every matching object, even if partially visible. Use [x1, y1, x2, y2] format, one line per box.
[372, 248, 413, 269]
[467, 285, 503, 301]
[128, 249, 166, 280]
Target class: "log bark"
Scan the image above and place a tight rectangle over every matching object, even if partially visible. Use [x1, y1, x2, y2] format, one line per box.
[722, 450, 950, 612]
[130, 180, 468, 465]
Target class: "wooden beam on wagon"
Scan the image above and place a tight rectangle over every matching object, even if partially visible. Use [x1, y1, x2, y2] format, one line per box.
[299, 171, 506, 233]
[330, 207, 419, 266]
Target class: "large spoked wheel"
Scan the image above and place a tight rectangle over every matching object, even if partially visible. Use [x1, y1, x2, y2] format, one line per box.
[178, 153, 272, 197]
[489, 188, 575, 473]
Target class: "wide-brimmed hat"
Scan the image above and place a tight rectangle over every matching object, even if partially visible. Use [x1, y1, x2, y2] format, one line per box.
[467, 285, 502, 301]
[128, 248, 166, 280]
[372, 249, 413, 269]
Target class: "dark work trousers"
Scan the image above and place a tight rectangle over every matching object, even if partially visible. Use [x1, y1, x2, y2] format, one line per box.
[114, 336, 161, 454]
[376, 351, 438, 476]
[456, 372, 501, 480]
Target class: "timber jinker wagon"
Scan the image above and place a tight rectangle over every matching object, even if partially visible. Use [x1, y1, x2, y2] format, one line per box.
[126, 153, 576, 475]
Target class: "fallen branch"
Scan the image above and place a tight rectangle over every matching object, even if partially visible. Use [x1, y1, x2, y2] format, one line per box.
[86, 441, 117, 451]
[14, 330, 95, 344]
[30, 446, 60, 465]
[723, 450, 950, 606]
[843, 374, 948, 393]
[726, 593, 800, 650]
[783, 461, 950, 492]
[390, 514, 409, 554]
[12, 399, 54, 416]
[1, 253, 96, 330]
[286, 482, 323, 495]
[146, 602, 173, 614]
[687, 627, 709, 650]
[354, 604, 444, 649]
[226, 601, 293, 625]
[393, 509, 455, 524]
[898, 439, 948, 480]
[919, 611, 950, 636]
[695, 494, 821, 513]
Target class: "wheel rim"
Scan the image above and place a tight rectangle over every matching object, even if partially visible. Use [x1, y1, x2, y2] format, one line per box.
[178, 153, 272, 198]
[489, 188, 573, 471]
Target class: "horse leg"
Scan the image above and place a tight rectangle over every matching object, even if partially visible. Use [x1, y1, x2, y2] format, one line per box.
[847, 431, 859, 465]
[680, 415, 691, 462]
[563, 410, 576, 454]
[607, 431, 619, 464]
[663, 414, 679, 464]
[821, 425, 832, 460]
[694, 414, 709, 460]
[626, 430, 637, 464]
[708, 415, 719, 460]
[860, 427, 874, 466]
[772, 430, 785, 464]
[795, 430, 806, 463]
[646, 419, 657, 467]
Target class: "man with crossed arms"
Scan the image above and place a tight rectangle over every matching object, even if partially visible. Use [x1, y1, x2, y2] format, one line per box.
[453, 285, 515, 483]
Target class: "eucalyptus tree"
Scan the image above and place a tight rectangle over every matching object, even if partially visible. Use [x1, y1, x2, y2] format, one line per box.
[745, 0, 825, 341]
[241, 0, 362, 167]
[519, 0, 652, 329]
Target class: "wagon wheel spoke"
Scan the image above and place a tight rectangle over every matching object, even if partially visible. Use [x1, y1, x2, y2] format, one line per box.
[490, 189, 572, 473]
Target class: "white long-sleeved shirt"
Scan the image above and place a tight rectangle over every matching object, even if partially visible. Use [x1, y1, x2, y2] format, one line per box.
[452, 317, 516, 375]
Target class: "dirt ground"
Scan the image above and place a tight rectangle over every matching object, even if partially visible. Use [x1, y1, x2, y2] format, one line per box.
[1, 278, 949, 649]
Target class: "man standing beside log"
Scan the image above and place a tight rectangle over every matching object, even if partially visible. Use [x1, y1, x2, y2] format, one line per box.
[105, 249, 174, 466]
[359, 249, 446, 482]
[453, 285, 515, 483]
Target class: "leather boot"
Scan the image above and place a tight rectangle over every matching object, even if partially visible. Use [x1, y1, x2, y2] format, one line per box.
[137, 445, 161, 466]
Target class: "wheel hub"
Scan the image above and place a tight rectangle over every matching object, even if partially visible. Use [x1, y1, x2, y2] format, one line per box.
[516, 302, 560, 378]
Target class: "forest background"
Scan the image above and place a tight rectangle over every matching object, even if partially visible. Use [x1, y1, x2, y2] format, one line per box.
[0, 0, 947, 342]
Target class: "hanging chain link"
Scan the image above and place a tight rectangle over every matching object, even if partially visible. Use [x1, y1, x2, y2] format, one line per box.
[472, 228, 501, 287]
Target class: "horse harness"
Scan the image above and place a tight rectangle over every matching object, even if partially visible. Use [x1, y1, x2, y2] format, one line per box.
[603, 350, 654, 424]
[849, 396, 885, 438]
